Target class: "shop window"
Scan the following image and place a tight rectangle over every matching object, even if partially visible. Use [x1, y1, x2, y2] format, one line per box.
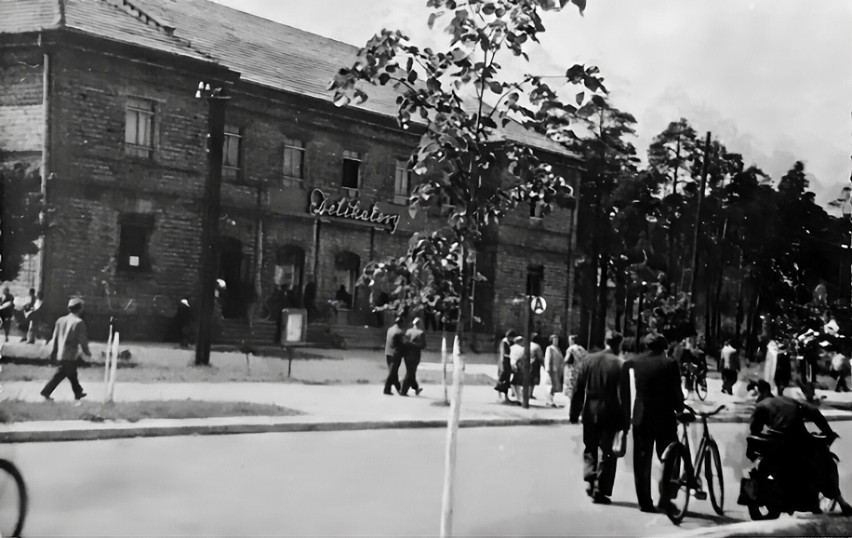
[283, 137, 305, 179]
[124, 97, 155, 158]
[394, 159, 411, 204]
[118, 213, 154, 272]
[526, 265, 544, 297]
[223, 125, 242, 179]
[342, 150, 361, 190]
[333, 251, 360, 309]
[274, 245, 305, 289]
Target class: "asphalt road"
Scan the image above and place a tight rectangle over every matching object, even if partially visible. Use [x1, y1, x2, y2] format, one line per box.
[5, 422, 852, 537]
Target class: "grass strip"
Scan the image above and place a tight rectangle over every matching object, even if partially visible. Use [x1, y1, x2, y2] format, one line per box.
[0, 399, 300, 423]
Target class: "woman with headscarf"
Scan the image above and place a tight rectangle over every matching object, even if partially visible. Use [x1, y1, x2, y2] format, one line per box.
[563, 335, 587, 402]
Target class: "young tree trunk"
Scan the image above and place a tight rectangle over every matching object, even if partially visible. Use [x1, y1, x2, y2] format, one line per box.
[596, 248, 609, 348]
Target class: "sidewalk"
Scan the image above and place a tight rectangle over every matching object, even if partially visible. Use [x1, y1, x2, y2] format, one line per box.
[2, 340, 852, 443]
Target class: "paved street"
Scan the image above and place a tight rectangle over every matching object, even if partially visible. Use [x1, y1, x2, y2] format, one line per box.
[5, 421, 852, 536]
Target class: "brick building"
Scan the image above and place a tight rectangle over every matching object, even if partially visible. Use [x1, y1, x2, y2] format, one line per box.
[0, 0, 581, 344]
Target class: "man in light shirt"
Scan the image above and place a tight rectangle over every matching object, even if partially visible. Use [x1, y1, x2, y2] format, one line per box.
[40, 297, 92, 401]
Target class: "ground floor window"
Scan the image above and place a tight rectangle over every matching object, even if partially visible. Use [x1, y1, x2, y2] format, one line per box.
[526, 264, 544, 297]
[333, 251, 360, 309]
[117, 213, 154, 272]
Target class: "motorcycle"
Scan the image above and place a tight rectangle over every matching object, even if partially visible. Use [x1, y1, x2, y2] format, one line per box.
[738, 428, 839, 520]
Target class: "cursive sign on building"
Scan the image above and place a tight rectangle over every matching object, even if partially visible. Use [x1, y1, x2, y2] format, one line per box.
[308, 188, 401, 234]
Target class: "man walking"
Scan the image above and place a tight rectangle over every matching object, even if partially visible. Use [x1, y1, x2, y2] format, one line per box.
[41, 297, 92, 402]
[0, 287, 15, 341]
[401, 317, 426, 396]
[383, 316, 405, 395]
[623, 333, 684, 513]
[569, 331, 627, 504]
[494, 329, 517, 402]
[720, 339, 739, 395]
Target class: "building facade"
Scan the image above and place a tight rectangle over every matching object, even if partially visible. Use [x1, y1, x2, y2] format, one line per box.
[0, 0, 581, 343]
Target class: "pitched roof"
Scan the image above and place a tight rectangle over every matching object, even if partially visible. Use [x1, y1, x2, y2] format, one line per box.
[0, 0, 576, 158]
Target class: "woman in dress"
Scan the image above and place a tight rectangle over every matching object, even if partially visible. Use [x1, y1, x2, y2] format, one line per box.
[563, 335, 587, 402]
[543, 334, 564, 407]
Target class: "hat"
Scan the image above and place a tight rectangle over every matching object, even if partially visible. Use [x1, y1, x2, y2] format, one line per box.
[67, 297, 84, 309]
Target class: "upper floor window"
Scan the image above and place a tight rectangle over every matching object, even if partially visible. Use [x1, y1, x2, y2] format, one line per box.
[118, 213, 154, 272]
[283, 137, 305, 179]
[342, 150, 361, 190]
[223, 125, 242, 178]
[125, 97, 155, 158]
[394, 159, 411, 204]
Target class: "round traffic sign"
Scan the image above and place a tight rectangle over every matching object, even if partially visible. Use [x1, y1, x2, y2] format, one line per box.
[531, 296, 547, 315]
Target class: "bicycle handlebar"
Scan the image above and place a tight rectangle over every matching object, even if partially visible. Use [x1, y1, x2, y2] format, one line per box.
[683, 404, 726, 418]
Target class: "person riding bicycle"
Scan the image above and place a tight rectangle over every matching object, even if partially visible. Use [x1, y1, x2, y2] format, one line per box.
[747, 379, 852, 515]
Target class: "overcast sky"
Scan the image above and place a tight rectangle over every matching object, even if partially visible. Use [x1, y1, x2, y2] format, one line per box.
[213, 0, 852, 205]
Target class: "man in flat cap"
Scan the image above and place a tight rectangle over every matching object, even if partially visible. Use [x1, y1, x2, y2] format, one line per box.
[40, 297, 92, 401]
[622, 332, 684, 513]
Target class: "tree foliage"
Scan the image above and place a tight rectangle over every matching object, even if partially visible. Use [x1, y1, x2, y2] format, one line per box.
[330, 0, 603, 334]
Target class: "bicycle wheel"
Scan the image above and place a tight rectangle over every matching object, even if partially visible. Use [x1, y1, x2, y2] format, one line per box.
[0, 459, 27, 537]
[705, 439, 724, 515]
[660, 442, 691, 525]
[696, 375, 708, 401]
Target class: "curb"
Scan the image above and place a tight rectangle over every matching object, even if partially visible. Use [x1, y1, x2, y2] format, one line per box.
[675, 514, 852, 537]
[0, 416, 576, 443]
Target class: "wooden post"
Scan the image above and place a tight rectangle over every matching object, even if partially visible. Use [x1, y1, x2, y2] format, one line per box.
[195, 88, 228, 366]
[441, 333, 449, 404]
[107, 331, 119, 402]
[440, 335, 463, 537]
[287, 346, 294, 378]
[523, 295, 532, 409]
[103, 318, 113, 402]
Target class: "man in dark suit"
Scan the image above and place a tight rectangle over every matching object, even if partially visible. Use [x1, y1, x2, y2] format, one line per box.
[383, 317, 405, 395]
[41, 297, 92, 401]
[622, 332, 684, 513]
[401, 317, 426, 396]
[570, 331, 627, 504]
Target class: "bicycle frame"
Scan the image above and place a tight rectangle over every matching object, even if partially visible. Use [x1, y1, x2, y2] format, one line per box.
[676, 414, 712, 490]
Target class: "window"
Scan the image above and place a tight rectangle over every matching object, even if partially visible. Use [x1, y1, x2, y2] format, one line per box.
[223, 125, 241, 178]
[124, 97, 155, 158]
[526, 265, 544, 297]
[283, 137, 305, 179]
[394, 159, 411, 204]
[342, 150, 361, 190]
[118, 214, 154, 272]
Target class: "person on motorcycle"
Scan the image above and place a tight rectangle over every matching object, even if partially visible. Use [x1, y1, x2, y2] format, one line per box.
[748, 379, 852, 515]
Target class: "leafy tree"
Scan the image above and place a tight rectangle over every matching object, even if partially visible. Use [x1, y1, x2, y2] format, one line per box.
[648, 118, 698, 196]
[0, 161, 44, 282]
[329, 1, 600, 534]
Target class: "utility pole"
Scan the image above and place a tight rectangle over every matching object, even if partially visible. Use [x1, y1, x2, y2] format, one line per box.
[195, 82, 229, 366]
[689, 131, 712, 330]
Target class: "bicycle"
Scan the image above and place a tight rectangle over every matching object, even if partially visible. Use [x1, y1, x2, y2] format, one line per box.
[0, 457, 27, 538]
[659, 403, 726, 525]
[682, 362, 708, 401]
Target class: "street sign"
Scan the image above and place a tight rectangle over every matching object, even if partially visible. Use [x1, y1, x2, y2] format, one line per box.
[531, 296, 547, 315]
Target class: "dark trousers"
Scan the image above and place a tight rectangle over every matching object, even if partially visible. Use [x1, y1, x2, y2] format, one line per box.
[721, 369, 737, 394]
[583, 421, 618, 497]
[401, 356, 420, 395]
[384, 354, 402, 394]
[632, 425, 677, 509]
[41, 361, 86, 399]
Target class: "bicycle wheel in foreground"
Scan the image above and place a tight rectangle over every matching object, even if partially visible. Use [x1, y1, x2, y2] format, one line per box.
[660, 443, 690, 525]
[0, 459, 27, 537]
[705, 439, 724, 515]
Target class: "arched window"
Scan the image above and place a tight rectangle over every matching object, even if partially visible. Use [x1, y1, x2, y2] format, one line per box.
[333, 251, 360, 309]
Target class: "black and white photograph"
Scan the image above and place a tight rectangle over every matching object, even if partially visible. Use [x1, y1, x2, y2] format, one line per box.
[2, 0, 852, 536]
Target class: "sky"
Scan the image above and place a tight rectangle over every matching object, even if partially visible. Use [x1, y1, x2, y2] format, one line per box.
[212, 0, 852, 206]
